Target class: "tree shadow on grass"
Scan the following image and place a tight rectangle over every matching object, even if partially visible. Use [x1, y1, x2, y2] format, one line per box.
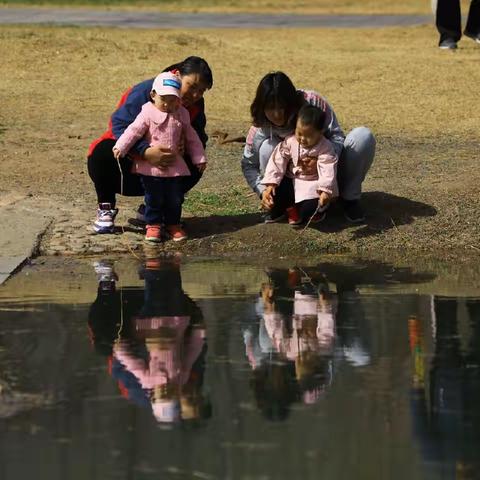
[312, 191, 437, 239]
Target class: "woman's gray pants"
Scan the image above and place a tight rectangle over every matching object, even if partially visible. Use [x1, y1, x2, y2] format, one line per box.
[259, 126, 376, 201]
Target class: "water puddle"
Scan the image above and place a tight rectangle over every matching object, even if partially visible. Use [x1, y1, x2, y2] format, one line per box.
[0, 255, 479, 479]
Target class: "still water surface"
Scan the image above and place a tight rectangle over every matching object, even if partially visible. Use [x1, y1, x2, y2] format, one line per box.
[0, 257, 479, 479]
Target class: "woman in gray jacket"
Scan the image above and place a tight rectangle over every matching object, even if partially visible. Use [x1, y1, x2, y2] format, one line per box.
[241, 71, 376, 223]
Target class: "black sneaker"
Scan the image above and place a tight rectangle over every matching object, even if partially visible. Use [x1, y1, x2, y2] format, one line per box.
[439, 38, 457, 49]
[127, 204, 147, 228]
[464, 30, 480, 45]
[342, 199, 365, 223]
[263, 212, 286, 224]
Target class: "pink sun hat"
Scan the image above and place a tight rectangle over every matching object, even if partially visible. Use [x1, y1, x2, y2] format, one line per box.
[152, 72, 181, 97]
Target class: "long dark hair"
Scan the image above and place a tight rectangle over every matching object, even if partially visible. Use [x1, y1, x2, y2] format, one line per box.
[250, 71, 304, 128]
[163, 56, 213, 89]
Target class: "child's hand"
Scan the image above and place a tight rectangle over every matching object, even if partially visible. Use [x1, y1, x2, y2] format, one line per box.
[112, 147, 122, 160]
[319, 191, 331, 207]
[197, 163, 207, 173]
[261, 185, 276, 210]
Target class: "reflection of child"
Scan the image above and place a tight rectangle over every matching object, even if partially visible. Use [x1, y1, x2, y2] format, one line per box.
[113, 72, 207, 243]
[261, 104, 338, 225]
[243, 274, 337, 417]
[111, 258, 209, 424]
[114, 320, 206, 423]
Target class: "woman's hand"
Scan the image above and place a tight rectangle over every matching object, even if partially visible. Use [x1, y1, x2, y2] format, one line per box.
[319, 191, 331, 207]
[143, 145, 176, 167]
[261, 185, 276, 210]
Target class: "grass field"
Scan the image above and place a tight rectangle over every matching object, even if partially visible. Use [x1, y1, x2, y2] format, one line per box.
[0, 21, 479, 257]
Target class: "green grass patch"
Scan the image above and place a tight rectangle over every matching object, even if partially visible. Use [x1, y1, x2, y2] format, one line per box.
[183, 187, 256, 217]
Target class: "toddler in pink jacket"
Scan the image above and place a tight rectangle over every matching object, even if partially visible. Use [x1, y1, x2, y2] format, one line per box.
[113, 72, 207, 242]
[261, 104, 338, 226]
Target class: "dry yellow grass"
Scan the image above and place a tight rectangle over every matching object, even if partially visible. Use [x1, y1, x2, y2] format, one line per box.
[0, 23, 479, 256]
[0, 0, 439, 14]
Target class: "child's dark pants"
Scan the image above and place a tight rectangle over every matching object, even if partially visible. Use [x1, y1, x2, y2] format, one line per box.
[140, 176, 184, 226]
[297, 198, 320, 221]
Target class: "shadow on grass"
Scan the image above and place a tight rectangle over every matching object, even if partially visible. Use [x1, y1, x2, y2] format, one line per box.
[185, 212, 262, 238]
[312, 191, 437, 239]
[120, 191, 436, 241]
[119, 212, 262, 238]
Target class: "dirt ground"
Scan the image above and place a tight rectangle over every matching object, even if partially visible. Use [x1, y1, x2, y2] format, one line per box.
[0, 24, 479, 262]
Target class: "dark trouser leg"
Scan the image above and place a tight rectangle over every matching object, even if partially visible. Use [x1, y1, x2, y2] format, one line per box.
[270, 177, 295, 218]
[297, 199, 319, 221]
[87, 139, 144, 206]
[465, 0, 480, 36]
[436, 0, 462, 42]
[164, 178, 184, 226]
[181, 155, 204, 194]
[141, 176, 165, 225]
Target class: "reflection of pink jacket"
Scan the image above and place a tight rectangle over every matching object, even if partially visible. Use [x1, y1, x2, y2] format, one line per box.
[113, 316, 206, 389]
[263, 292, 336, 360]
[261, 134, 338, 203]
[113, 102, 206, 177]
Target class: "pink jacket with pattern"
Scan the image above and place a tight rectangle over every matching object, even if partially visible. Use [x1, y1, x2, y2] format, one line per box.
[261, 134, 338, 203]
[114, 102, 206, 177]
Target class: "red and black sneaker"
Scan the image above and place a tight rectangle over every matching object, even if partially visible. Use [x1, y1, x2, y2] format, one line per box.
[286, 206, 302, 226]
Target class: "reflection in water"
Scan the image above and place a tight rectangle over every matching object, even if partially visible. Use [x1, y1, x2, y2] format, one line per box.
[243, 266, 372, 420]
[3, 256, 480, 479]
[409, 297, 480, 479]
[88, 256, 211, 425]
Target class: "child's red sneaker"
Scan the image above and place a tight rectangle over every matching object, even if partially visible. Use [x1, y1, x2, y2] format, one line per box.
[286, 206, 302, 226]
[145, 224, 162, 243]
[166, 225, 188, 242]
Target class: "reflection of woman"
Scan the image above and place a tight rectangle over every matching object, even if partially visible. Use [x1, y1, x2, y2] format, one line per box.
[243, 268, 337, 419]
[88, 257, 211, 424]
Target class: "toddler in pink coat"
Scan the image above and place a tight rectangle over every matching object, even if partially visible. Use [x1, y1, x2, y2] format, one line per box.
[113, 72, 207, 242]
[261, 104, 338, 226]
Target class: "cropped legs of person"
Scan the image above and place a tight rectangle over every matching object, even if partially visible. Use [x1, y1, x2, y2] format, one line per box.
[435, 0, 480, 48]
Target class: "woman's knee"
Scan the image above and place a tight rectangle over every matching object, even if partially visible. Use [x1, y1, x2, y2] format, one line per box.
[344, 127, 376, 154]
[342, 127, 376, 174]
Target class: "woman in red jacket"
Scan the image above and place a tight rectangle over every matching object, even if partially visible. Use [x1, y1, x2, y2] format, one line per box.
[87, 56, 213, 234]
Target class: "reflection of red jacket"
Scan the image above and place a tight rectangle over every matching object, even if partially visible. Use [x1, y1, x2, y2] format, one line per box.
[87, 74, 206, 158]
[114, 317, 206, 390]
